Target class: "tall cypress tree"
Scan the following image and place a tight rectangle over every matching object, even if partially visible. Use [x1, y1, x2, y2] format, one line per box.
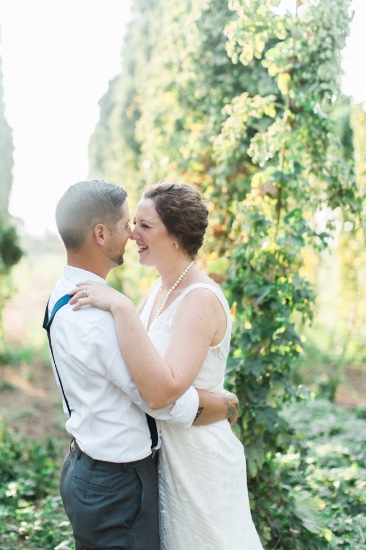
[0, 25, 13, 220]
[0, 25, 23, 341]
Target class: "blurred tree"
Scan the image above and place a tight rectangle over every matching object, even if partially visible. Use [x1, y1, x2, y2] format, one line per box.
[329, 102, 366, 394]
[0, 25, 13, 219]
[297, 100, 366, 401]
[0, 25, 23, 353]
[351, 103, 366, 187]
[88, 1, 164, 296]
[88, 0, 161, 205]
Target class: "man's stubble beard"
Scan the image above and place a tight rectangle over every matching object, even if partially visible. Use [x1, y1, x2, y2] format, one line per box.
[105, 244, 125, 268]
[112, 254, 124, 267]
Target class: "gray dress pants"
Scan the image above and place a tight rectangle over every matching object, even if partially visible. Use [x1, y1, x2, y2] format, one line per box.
[60, 441, 160, 550]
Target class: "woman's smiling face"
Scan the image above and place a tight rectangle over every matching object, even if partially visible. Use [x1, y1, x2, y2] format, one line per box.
[131, 198, 177, 267]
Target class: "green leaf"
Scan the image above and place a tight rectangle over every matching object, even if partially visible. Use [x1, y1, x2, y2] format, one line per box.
[277, 73, 291, 95]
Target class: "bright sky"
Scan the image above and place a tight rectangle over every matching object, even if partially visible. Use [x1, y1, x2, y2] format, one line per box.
[0, 0, 132, 236]
[0, 0, 365, 237]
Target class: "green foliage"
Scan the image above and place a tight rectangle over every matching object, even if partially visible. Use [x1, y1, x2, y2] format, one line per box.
[0, 424, 73, 549]
[294, 98, 366, 399]
[225, 202, 315, 473]
[240, 397, 366, 548]
[351, 103, 366, 187]
[281, 399, 366, 548]
[0, 426, 58, 499]
[0, 216, 24, 356]
[2, 400, 364, 549]
[0, 343, 34, 367]
[216, 0, 359, 543]
[0, 224, 23, 274]
[0, 380, 18, 392]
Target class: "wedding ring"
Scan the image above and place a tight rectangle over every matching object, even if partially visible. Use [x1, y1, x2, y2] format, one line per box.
[81, 289, 87, 297]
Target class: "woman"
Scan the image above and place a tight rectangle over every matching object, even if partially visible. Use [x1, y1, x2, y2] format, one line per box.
[69, 182, 263, 549]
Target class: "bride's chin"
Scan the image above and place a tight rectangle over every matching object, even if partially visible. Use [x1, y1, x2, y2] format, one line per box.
[139, 257, 157, 269]
[137, 255, 150, 267]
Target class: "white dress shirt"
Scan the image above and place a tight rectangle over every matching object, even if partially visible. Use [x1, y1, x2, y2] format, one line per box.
[47, 265, 199, 462]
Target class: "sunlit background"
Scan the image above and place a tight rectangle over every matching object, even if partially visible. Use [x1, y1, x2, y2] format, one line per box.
[0, 0, 132, 235]
[0, 0, 365, 237]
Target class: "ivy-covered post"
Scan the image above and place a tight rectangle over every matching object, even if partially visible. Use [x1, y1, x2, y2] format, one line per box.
[212, 0, 359, 546]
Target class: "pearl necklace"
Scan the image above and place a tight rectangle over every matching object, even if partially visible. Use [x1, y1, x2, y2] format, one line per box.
[147, 261, 195, 329]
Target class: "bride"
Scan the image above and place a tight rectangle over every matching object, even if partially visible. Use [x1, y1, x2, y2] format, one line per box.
[69, 181, 263, 549]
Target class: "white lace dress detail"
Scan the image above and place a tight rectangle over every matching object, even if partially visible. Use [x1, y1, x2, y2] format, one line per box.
[141, 282, 263, 550]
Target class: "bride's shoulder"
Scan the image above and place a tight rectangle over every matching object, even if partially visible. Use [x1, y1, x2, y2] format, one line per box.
[180, 281, 227, 310]
[190, 269, 222, 287]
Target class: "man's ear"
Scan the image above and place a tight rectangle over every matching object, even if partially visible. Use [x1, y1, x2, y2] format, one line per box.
[93, 224, 106, 246]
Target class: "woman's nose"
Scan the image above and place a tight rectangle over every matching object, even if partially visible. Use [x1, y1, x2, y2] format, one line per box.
[131, 226, 139, 241]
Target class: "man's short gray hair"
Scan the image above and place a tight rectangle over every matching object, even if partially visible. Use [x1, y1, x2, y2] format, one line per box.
[56, 180, 128, 250]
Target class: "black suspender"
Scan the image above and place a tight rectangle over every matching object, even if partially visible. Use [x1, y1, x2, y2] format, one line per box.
[43, 295, 72, 416]
[42, 295, 159, 452]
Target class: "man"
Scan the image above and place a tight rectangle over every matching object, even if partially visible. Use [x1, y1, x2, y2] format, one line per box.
[44, 180, 238, 550]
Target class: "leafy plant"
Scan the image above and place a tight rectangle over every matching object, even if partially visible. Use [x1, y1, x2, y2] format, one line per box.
[280, 398, 366, 548]
[0, 424, 72, 549]
[215, 0, 358, 544]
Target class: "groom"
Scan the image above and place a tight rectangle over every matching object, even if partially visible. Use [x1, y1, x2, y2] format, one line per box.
[44, 179, 238, 550]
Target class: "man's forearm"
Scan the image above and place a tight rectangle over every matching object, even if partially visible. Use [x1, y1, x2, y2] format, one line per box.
[193, 389, 239, 426]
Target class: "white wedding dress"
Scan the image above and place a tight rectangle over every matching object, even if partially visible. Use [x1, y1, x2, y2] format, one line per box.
[141, 282, 263, 550]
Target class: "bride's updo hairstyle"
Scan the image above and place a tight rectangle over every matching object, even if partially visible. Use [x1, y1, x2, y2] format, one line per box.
[143, 181, 208, 259]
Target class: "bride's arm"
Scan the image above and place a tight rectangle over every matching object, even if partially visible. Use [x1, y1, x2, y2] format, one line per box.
[69, 282, 227, 409]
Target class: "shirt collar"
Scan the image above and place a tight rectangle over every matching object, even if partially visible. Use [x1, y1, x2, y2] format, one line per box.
[63, 265, 106, 284]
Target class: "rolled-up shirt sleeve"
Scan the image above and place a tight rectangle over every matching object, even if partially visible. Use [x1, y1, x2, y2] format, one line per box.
[123, 380, 199, 428]
[92, 314, 199, 428]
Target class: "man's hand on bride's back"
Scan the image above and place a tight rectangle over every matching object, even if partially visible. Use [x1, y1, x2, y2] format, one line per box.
[222, 389, 239, 427]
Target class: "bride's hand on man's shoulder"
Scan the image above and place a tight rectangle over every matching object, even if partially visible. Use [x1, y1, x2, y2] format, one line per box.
[68, 280, 127, 312]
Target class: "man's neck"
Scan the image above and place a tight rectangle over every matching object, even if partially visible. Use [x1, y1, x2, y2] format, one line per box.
[66, 253, 109, 280]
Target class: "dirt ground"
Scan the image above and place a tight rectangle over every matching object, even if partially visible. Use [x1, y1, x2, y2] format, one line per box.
[0, 251, 69, 442]
[0, 251, 365, 442]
